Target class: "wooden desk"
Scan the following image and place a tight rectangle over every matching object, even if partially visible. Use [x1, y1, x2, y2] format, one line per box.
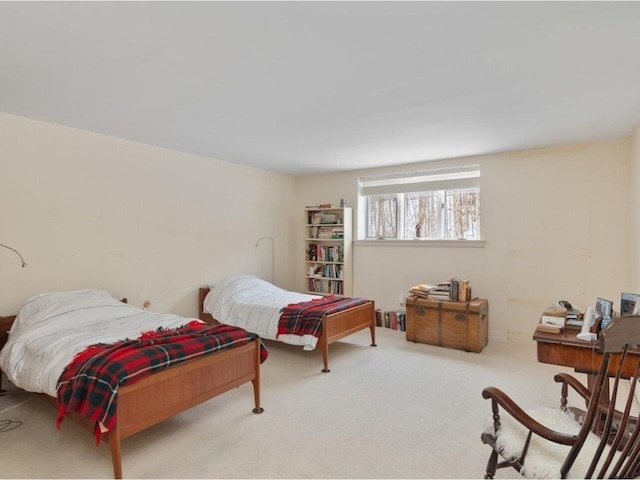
[534, 329, 640, 383]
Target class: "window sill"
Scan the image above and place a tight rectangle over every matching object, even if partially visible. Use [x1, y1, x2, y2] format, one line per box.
[353, 239, 486, 248]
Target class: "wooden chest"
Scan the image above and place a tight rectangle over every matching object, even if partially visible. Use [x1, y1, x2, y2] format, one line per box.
[405, 296, 489, 353]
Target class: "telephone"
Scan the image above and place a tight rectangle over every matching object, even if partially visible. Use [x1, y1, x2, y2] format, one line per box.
[558, 300, 573, 310]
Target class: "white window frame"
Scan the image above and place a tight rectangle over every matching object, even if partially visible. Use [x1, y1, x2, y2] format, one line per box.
[358, 166, 482, 243]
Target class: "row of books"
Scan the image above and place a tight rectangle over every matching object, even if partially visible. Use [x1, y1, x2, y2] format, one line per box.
[309, 226, 344, 239]
[306, 244, 344, 262]
[409, 278, 472, 302]
[308, 263, 344, 279]
[375, 310, 406, 331]
[308, 278, 343, 294]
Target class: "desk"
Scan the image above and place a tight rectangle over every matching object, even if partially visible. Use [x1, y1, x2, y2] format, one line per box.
[533, 329, 640, 388]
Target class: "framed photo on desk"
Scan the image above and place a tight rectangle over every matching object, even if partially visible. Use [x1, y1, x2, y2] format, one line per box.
[596, 297, 614, 319]
[621, 292, 639, 315]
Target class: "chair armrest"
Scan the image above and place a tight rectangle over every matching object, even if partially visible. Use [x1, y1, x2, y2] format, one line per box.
[554, 373, 591, 402]
[554, 372, 632, 421]
[482, 386, 578, 446]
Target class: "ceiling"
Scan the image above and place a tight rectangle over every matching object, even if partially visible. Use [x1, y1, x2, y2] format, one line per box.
[1, 2, 640, 176]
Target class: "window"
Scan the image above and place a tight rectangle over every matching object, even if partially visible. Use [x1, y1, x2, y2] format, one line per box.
[360, 166, 481, 240]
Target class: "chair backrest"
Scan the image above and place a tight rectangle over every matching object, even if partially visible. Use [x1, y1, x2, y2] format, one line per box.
[562, 315, 640, 478]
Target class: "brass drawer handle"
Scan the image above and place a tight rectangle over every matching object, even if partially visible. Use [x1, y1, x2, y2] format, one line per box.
[416, 306, 426, 315]
[455, 313, 466, 321]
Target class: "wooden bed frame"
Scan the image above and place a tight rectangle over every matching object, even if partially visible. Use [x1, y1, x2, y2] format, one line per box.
[198, 287, 376, 372]
[0, 312, 263, 479]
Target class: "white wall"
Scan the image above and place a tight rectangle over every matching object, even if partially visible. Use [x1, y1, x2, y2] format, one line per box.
[2, 111, 634, 344]
[297, 138, 632, 342]
[0, 112, 297, 317]
[632, 126, 640, 292]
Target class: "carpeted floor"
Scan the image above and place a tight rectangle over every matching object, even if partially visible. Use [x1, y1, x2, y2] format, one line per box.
[0, 327, 574, 479]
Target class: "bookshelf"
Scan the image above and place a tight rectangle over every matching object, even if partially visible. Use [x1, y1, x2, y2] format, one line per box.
[305, 206, 352, 296]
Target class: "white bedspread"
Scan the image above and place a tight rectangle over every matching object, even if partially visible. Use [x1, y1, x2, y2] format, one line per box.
[0, 289, 201, 397]
[203, 275, 322, 350]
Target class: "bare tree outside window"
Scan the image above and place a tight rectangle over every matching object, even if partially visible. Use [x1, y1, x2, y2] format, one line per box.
[404, 192, 439, 239]
[361, 168, 481, 241]
[444, 189, 480, 239]
[366, 195, 397, 238]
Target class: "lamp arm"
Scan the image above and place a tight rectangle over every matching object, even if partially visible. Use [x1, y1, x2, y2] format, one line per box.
[0, 243, 27, 267]
[255, 237, 275, 284]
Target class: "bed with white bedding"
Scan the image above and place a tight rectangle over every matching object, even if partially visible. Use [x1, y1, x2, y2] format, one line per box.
[0, 289, 208, 396]
[199, 274, 376, 372]
[0, 289, 265, 479]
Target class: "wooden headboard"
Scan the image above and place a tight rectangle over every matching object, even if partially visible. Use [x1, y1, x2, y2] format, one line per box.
[0, 315, 16, 351]
[198, 287, 218, 325]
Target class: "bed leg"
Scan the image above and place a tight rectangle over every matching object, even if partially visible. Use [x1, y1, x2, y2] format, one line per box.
[370, 322, 377, 347]
[252, 378, 264, 414]
[108, 427, 123, 479]
[320, 337, 330, 373]
[252, 339, 264, 414]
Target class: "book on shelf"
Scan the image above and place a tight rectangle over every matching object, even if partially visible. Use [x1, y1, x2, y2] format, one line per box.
[306, 244, 344, 262]
[308, 277, 343, 295]
[328, 280, 343, 295]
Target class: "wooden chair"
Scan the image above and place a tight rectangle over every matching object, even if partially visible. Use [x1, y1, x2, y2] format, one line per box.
[481, 315, 640, 479]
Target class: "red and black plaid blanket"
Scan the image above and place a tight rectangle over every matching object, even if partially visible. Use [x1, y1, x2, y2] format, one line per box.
[56, 320, 267, 443]
[277, 296, 370, 339]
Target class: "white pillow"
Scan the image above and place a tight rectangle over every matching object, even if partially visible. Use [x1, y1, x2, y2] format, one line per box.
[211, 274, 279, 298]
[15, 289, 124, 328]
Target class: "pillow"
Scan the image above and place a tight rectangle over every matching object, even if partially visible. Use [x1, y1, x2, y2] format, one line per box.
[16, 289, 124, 328]
[210, 274, 278, 298]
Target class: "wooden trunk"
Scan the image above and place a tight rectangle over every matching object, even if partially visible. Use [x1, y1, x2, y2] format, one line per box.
[405, 295, 488, 353]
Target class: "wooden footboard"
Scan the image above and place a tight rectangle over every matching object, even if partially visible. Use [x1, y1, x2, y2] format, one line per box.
[108, 337, 263, 478]
[198, 287, 376, 372]
[318, 300, 376, 372]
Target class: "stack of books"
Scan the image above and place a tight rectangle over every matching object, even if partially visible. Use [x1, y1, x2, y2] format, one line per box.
[408, 284, 437, 298]
[565, 307, 583, 329]
[428, 283, 453, 300]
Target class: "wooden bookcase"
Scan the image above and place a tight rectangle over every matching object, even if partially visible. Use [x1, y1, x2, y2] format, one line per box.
[305, 206, 352, 296]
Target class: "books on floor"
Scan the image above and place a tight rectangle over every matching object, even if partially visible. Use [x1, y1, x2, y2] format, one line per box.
[375, 309, 406, 332]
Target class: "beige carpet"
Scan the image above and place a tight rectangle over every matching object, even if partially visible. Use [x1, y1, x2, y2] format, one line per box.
[0, 327, 574, 479]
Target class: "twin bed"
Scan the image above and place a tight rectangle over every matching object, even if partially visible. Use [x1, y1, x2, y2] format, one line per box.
[198, 274, 376, 373]
[0, 277, 376, 478]
[0, 289, 265, 479]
